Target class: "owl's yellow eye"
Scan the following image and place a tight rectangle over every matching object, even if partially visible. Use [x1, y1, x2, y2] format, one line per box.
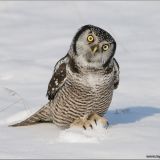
[102, 44, 109, 51]
[87, 35, 94, 43]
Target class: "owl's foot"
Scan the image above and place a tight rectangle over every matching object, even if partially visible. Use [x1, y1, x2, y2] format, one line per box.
[70, 113, 109, 130]
[88, 113, 109, 128]
[70, 115, 93, 130]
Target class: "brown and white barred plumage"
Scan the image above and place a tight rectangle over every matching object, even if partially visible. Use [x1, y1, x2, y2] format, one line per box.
[51, 60, 118, 128]
[11, 25, 120, 128]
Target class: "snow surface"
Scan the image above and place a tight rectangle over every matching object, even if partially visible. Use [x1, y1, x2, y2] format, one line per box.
[0, 1, 160, 159]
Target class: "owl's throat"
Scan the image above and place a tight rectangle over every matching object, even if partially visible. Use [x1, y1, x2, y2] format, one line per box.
[73, 53, 108, 71]
[86, 52, 108, 66]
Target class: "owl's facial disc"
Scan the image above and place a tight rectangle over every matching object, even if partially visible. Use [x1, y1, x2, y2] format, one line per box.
[73, 25, 116, 68]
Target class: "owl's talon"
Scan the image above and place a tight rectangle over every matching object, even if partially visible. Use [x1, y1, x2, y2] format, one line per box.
[83, 125, 86, 130]
[105, 121, 109, 129]
[90, 124, 93, 129]
[94, 119, 97, 125]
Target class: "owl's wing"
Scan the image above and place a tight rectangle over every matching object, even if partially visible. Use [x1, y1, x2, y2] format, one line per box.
[46, 55, 69, 100]
[113, 58, 120, 89]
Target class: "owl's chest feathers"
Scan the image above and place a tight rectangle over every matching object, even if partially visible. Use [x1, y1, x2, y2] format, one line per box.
[67, 66, 114, 92]
[81, 73, 109, 90]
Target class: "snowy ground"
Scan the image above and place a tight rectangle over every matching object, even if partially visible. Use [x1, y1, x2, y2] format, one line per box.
[0, 1, 160, 159]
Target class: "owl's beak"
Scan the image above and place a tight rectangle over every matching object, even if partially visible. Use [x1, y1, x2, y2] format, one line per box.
[91, 44, 99, 54]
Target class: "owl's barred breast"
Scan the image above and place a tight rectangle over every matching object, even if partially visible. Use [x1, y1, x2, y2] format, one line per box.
[50, 67, 115, 128]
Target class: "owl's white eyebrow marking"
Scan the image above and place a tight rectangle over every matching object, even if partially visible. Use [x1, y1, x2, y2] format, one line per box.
[88, 30, 92, 34]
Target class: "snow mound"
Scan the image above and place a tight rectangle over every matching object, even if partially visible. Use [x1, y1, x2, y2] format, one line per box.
[58, 122, 108, 143]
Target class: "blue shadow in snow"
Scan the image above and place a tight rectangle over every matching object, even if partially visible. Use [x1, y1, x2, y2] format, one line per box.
[105, 106, 160, 125]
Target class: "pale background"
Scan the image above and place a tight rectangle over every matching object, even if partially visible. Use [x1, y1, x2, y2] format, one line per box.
[0, 1, 160, 159]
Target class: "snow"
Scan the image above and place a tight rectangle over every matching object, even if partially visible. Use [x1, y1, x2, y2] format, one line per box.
[59, 120, 108, 143]
[0, 1, 160, 159]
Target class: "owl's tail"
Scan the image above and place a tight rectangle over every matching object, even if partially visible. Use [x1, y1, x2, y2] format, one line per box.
[10, 102, 52, 127]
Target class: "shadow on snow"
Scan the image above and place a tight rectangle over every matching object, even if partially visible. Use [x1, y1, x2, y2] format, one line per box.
[105, 106, 160, 125]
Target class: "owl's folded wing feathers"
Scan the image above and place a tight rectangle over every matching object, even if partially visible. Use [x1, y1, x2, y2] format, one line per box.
[46, 55, 69, 100]
[113, 58, 120, 89]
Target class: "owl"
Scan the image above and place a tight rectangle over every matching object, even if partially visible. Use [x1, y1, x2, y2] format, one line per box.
[11, 25, 120, 129]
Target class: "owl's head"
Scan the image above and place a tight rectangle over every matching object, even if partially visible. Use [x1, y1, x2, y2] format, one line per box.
[70, 25, 116, 69]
